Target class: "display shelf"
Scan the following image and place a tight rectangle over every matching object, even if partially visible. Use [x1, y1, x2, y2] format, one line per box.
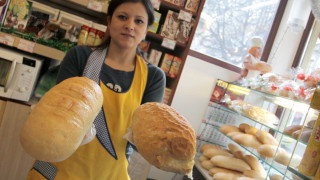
[287, 166, 313, 180]
[206, 102, 302, 144]
[146, 32, 187, 48]
[0, 32, 66, 61]
[194, 159, 212, 180]
[160, 0, 197, 17]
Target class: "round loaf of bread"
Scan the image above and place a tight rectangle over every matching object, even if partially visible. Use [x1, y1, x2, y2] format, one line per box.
[20, 77, 103, 162]
[132, 102, 196, 175]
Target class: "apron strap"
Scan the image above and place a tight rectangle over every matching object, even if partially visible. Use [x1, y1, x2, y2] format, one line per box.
[32, 160, 58, 180]
[83, 48, 118, 159]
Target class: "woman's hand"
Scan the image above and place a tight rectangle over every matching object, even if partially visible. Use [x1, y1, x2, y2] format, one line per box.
[80, 124, 96, 145]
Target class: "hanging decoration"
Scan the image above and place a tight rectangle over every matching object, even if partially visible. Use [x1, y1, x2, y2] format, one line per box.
[311, 0, 320, 22]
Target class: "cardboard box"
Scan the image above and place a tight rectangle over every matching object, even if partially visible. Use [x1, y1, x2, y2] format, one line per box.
[148, 11, 161, 33]
[184, 0, 200, 13]
[148, 49, 162, 66]
[160, 53, 174, 73]
[169, 56, 182, 77]
[160, 10, 180, 40]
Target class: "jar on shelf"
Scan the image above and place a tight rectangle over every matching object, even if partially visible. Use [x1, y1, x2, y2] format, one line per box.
[86, 28, 97, 46]
[310, 82, 320, 110]
[94, 30, 105, 46]
[77, 25, 90, 45]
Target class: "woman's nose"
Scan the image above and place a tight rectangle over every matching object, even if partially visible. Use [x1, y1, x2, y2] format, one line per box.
[125, 19, 134, 30]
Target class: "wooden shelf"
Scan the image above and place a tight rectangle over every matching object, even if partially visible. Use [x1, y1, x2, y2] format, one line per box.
[0, 32, 66, 61]
[146, 32, 187, 48]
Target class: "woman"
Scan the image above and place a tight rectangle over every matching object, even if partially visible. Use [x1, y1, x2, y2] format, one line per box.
[26, 0, 165, 179]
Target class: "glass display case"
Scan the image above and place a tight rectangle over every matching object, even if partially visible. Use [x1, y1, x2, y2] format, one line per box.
[195, 79, 318, 179]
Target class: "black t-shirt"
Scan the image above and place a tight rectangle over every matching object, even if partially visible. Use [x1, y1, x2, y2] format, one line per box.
[56, 45, 166, 103]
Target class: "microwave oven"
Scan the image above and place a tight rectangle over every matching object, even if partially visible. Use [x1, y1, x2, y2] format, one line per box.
[0, 47, 43, 102]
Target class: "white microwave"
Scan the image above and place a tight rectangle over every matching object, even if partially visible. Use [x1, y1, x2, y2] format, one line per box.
[0, 47, 43, 102]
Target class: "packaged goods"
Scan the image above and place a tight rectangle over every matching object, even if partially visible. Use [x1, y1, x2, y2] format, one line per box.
[160, 53, 174, 73]
[78, 25, 90, 45]
[86, 28, 97, 46]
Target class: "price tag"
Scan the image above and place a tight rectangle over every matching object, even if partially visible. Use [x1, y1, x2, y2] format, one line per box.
[150, 0, 160, 10]
[0, 34, 15, 46]
[17, 39, 35, 53]
[178, 10, 192, 22]
[87, 1, 103, 12]
[161, 38, 176, 50]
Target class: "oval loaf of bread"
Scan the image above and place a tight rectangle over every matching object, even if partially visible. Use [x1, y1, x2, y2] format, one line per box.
[211, 155, 251, 172]
[20, 77, 103, 162]
[132, 102, 196, 175]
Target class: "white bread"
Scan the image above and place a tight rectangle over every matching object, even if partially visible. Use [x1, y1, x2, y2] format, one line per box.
[233, 151, 246, 160]
[270, 174, 283, 180]
[243, 155, 267, 177]
[211, 155, 251, 172]
[232, 134, 262, 149]
[255, 130, 279, 145]
[213, 172, 242, 180]
[227, 131, 245, 138]
[208, 167, 242, 177]
[199, 155, 208, 162]
[20, 77, 103, 162]
[257, 144, 277, 157]
[257, 144, 290, 165]
[228, 143, 242, 155]
[203, 148, 233, 158]
[131, 102, 196, 175]
[200, 144, 223, 152]
[241, 104, 279, 127]
[220, 125, 241, 134]
[242, 170, 265, 180]
[283, 125, 303, 136]
[200, 160, 215, 170]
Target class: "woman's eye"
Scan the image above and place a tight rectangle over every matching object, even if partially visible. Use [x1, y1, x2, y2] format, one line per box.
[118, 15, 127, 20]
[136, 19, 144, 24]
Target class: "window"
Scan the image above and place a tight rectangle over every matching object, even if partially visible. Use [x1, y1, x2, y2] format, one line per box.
[190, 0, 282, 67]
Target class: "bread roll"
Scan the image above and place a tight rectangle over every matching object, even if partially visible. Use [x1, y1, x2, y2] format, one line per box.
[233, 151, 246, 160]
[283, 125, 303, 136]
[203, 148, 233, 158]
[200, 160, 215, 170]
[132, 102, 196, 175]
[271, 174, 283, 180]
[257, 144, 290, 165]
[199, 155, 208, 162]
[227, 131, 245, 138]
[200, 144, 223, 152]
[239, 123, 251, 132]
[243, 155, 267, 177]
[208, 167, 242, 177]
[211, 155, 251, 172]
[236, 177, 255, 180]
[232, 134, 262, 149]
[228, 143, 242, 155]
[220, 125, 241, 134]
[239, 123, 259, 136]
[241, 105, 279, 127]
[20, 77, 103, 162]
[255, 130, 278, 146]
[257, 144, 277, 158]
[213, 172, 241, 180]
[242, 170, 265, 180]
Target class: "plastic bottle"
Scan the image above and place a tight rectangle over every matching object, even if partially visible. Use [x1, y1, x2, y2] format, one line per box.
[86, 28, 97, 46]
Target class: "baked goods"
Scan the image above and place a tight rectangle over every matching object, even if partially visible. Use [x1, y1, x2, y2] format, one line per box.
[131, 102, 196, 175]
[203, 148, 233, 158]
[239, 123, 259, 136]
[220, 125, 241, 134]
[20, 77, 103, 162]
[283, 125, 303, 136]
[257, 144, 277, 158]
[255, 130, 278, 146]
[228, 143, 242, 154]
[211, 155, 251, 172]
[271, 174, 283, 180]
[243, 170, 265, 180]
[243, 155, 267, 177]
[213, 172, 241, 180]
[200, 160, 215, 170]
[200, 144, 222, 152]
[257, 144, 290, 165]
[232, 134, 262, 149]
[208, 167, 242, 177]
[199, 155, 208, 162]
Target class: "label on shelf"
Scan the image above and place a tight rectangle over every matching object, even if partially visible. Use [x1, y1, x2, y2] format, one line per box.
[178, 10, 192, 22]
[0, 34, 14, 46]
[17, 39, 35, 53]
[161, 38, 176, 50]
[87, 1, 103, 12]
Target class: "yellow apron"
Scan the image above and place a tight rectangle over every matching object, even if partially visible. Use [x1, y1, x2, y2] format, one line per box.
[26, 54, 148, 180]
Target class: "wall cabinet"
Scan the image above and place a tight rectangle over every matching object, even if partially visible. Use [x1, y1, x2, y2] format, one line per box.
[0, 100, 33, 180]
[195, 79, 317, 179]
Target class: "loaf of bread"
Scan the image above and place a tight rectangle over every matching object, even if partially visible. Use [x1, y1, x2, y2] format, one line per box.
[228, 143, 242, 155]
[270, 174, 283, 180]
[20, 77, 103, 162]
[213, 172, 242, 180]
[211, 155, 251, 172]
[220, 125, 241, 134]
[243, 170, 265, 180]
[132, 102, 196, 175]
[200, 144, 223, 152]
[241, 104, 279, 127]
[283, 125, 303, 136]
[199, 155, 208, 162]
[227, 131, 245, 138]
[232, 134, 262, 149]
[257, 144, 290, 165]
[200, 160, 215, 170]
[243, 155, 267, 177]
[208, 167, 242, 177]
[255, 130, 278, 146]
[203, 148, 233, 158]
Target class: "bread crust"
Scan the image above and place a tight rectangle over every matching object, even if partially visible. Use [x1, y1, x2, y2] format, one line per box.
[20, 77, 103, 162]
[132, 102, 196, 174]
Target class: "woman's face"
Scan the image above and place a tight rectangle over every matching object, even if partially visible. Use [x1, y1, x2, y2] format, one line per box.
[108, 2, 149, 50]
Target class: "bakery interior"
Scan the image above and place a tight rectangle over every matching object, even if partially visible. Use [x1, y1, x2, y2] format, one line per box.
[1, 0, 320, 179]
